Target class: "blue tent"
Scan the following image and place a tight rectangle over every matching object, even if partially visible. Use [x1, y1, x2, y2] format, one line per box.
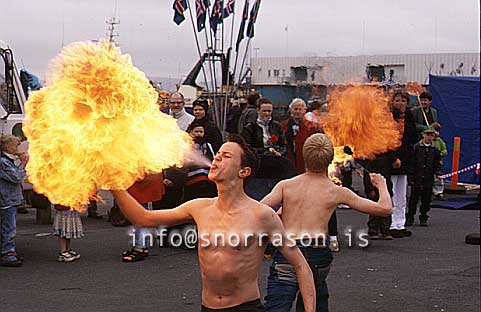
[429, 75, 480, 184]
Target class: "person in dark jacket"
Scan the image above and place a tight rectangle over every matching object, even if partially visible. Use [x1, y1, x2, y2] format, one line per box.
[362, 152, 396, 240]
[406, 126, 442, 226]
[410, 91, 441, 138]
[191, 99, 223, 153]
[237, 92, 260, 134]
[389, 92, 418, 238]
[241, 98, 287, 157]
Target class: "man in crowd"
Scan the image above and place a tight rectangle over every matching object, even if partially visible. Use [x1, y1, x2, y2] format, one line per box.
[281, 98, 308, 174]
[411, 91, 440, 137]
[237, 92, 260, 134]
[261, 133, 392, 311]
[113, 135, 316, 312]
[241, 98, 287, 157]
[191, 99, 223, 153]
[164, 92, 195, 131]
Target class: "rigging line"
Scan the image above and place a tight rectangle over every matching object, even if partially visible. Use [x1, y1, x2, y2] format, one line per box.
[222, 5, 237, 135]
[235, 37, 251, 95]
[206, 3, 219, 125]
[186, 0, 211, 95]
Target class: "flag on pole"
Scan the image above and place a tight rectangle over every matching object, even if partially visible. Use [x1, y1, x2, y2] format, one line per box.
[196, 0, 210, 31]
[235, 0, 249, 51]
[173, 0, 188, 25]
[223, 0, 235, 18]
[210, 0, 224, 32]
[246, 0, 261, 38]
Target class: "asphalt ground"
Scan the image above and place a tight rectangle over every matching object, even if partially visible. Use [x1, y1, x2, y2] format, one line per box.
[0, 191, 479, 312]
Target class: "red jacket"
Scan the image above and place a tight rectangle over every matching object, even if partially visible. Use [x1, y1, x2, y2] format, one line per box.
[127, 173, 165, 204]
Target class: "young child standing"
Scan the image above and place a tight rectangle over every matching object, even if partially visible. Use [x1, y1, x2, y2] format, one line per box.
[53, 204, 84, 262]
[0, 135, 27, 267]
[406, 126, 442, 226]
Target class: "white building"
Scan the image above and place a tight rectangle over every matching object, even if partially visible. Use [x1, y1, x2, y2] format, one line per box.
[251, 53, 480, 85]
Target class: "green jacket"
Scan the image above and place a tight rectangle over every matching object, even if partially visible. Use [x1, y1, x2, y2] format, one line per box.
[433, 138, 448, 157]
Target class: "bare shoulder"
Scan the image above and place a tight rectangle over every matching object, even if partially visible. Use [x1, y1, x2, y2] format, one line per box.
[254, 200, 280, 223]
[184, 197, 216, 213]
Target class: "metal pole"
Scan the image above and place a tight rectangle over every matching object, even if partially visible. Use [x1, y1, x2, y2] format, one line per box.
[186, 0, 211, 95]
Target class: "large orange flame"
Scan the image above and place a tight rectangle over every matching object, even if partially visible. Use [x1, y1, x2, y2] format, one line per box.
[322, 85, 401, 160]
[23, 41, 192, 210]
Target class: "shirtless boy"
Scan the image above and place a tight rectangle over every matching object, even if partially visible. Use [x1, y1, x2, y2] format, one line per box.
[112, 135, 316, 312]
[261, 133, 392, 312]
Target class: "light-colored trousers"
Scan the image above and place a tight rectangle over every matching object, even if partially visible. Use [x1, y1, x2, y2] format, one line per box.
[433, 177, 444, 195]
[390, 175, 408, 230]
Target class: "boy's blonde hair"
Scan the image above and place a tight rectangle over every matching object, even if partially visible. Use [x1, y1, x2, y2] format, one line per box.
[302, 133, 334, 173]
[0, 135, 20, 151]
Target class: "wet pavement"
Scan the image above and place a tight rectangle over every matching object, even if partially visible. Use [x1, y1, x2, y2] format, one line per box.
[0, 190, 479, 312]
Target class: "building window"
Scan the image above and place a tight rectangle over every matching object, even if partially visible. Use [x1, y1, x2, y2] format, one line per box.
[274, 69, 280, 77]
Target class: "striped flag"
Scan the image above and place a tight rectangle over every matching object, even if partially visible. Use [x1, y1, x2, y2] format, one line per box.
[196, 0, 210, 31]
[210, 0, 224, 32]
[246, 0, 261, 38]
[173, 0, 188, 25]
[235, 0, 249, 51]
[223, 0, 235, 18]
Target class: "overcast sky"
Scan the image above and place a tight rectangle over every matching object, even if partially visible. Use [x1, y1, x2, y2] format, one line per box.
[1, 0, 479, 79]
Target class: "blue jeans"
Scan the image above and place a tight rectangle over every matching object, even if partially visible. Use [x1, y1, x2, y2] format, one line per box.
[0, 206, 17, 255]
[265, 246, 333, 312]
[132, 203, 154, 248]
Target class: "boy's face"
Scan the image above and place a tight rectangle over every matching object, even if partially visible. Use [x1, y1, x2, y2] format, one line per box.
[209, 142, 249, 182]
[2, 138, 20, 155]
[422, 132, 435, 144]
[190, 126, 205, 139]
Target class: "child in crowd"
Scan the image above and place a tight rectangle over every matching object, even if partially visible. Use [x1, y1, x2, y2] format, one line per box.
[184, 121, 217, 201]
[53, 204, 84, 262]
[406, 126, 442, 226]
[122, 173, 165, 262]
[432, 125, 448, 200]
[0, 135, 27, 267]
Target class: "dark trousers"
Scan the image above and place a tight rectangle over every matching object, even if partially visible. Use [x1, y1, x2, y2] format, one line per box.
[201, 299, 264, 312]
[407, 186, 433, 221]
[367, 215, 391, 235]
[340, 170, 353, 190]
[328, 211, 338, 237]
[265, 246, 333, 312]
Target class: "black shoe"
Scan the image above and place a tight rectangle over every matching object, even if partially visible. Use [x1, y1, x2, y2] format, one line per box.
[379, 233, 393, 240]
[434, 194, 448, 201]
[400, 229, 412, 237]
[390, 230, 404, 238]
[368, 233, 379, 240]
[88, 212, 103, 219]
[419, 220, 428, 227]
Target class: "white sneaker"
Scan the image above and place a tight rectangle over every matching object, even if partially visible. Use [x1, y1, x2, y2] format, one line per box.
[57, 251, 76, 262]
[68, 250, 81, 260]
[329, 239, 340, 252]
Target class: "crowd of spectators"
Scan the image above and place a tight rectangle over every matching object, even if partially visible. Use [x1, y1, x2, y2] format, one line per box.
[0, 86, 447, 266]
